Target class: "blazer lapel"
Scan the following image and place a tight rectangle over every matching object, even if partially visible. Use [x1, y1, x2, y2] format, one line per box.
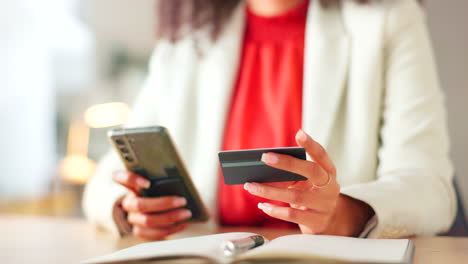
[197, 2, 246, 143]
[191, 3, 246, 213]
[302, 1, 349, 149]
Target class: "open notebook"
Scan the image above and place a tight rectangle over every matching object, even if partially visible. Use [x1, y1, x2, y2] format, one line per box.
[82, 232, 414, 264]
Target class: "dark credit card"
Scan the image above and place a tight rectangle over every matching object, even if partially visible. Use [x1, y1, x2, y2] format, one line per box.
[219, 147, 307, 185]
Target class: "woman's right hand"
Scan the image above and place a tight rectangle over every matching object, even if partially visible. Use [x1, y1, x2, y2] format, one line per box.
[112, 170, 192, 240]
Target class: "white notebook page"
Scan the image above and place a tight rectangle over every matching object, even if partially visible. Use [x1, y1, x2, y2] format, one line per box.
[239, 234, 411, 263]
[82, 232, 257, 264]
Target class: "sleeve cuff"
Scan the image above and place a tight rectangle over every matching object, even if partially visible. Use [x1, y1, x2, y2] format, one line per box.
[340, 171, 455, 238]
[358, 215, 378, 238]
[82, 175, 129, 237]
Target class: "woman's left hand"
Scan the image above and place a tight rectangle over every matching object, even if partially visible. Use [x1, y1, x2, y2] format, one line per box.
[244, 130, 373, 236]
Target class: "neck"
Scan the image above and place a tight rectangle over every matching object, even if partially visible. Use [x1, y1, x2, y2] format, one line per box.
[247, 0, 306, 17]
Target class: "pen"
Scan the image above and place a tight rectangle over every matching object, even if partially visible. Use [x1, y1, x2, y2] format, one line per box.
[221, 235, 266, 257]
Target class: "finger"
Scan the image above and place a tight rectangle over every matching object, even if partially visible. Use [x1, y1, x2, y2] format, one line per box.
[296, 130, 336, 175]
[133, 224, 189, 241]
[263, 181, 296, 188]
[244, 182, 332, 212]
[264, 181, 313, 192]
[122, 195, 187, 213]
[128, 209, 192, 228]
[112, 170, 150, 193]
[257, 202, 328, 233]
[261, 152, 329, 185]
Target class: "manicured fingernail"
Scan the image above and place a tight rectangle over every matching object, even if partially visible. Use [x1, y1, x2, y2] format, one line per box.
[128, 198, 139, 209]
[136, 178, 151, 189]
[258, 203, 272, 212]
[128, 213, 144, 223]
[297, 129, 307, 143]
[173, 197, 187, 207]
[179, 210, 192, 220]
[261, 153, 279, 164]
[122, 198, 130, 209]
[113, 171, 127, 182]
[244, 182, 260, 193]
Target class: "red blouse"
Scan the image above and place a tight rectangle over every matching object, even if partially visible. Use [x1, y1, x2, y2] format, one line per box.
[219, 1, 309, 228]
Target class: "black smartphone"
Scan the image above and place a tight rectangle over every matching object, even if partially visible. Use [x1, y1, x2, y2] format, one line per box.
[108, 126, 208, 222]
[219, 147, 308, 185]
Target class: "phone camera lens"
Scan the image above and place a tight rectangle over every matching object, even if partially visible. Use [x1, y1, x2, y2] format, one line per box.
[115, 139, 125, 145]
[124, 155, 134, 163]
[119, 147, 129, 154]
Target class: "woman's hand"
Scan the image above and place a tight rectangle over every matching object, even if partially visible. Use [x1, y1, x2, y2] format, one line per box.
[112, 171, 191, 240]
[244, 130, 374, 237]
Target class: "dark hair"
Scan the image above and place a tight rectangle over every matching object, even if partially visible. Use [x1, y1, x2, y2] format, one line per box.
[156, 0, 370, 43]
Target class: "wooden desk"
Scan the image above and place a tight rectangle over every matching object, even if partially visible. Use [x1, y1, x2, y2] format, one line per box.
[1, 215, 467, 264]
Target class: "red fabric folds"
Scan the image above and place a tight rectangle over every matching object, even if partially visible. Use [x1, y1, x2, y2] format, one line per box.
[218, 1, 309, 228]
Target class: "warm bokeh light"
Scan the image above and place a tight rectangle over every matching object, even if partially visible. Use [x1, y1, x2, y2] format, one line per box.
[67, 120, 90, 156]
[61, 120, 94, 184]
[84, 102, 130, 128]
[59, 154, 96, 184]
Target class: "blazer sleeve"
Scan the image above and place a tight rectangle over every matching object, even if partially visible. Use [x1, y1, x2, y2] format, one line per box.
[340, 0, 456, 238]
[82, 43, 168, 236]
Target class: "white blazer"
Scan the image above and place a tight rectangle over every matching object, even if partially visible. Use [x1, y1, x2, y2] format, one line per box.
[83, 0, 456, 238]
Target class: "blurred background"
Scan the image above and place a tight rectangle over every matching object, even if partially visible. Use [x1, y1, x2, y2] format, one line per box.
[0, 0, 467, 230]
[0, 0, 155, 216]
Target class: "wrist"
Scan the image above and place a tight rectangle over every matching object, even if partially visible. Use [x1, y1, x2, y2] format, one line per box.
[113, 196, 133, 236]
[329, 194, 374, 237]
